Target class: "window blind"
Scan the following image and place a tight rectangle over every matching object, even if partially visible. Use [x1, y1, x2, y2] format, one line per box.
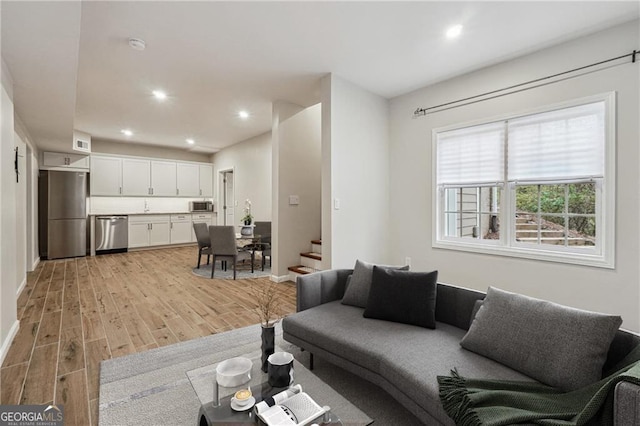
[507, 101, 605, 182]
[436, 122, 505, 186]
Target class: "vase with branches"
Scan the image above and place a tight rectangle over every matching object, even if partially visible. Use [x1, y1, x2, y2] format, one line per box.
[251, 281, 284, 372]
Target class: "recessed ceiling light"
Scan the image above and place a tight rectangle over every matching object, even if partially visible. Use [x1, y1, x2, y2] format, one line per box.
[186, 138, 195, 145]
[121, 129, 133, 136]
[152, 90, 167, 100]
[128, 38, 146, 51]
[238, 110, 249, 120]
[446, 24, 463, 39]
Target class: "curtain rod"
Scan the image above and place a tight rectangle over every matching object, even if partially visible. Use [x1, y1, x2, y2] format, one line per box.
[413, 50, 638, 117]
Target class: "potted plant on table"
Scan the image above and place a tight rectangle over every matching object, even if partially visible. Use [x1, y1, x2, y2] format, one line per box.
[240, 199, 254, 236]
[251, 281, 284, 372]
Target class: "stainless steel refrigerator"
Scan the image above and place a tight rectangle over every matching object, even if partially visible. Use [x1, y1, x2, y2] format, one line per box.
[39, 170, 88, 259]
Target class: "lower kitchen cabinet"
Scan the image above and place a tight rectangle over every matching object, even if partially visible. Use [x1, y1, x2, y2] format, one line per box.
[128, 215, 171, 248]
[170, 214, 192, 244]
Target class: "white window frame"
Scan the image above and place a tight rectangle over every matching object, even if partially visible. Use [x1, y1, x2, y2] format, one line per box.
[432, 92, 616, 269]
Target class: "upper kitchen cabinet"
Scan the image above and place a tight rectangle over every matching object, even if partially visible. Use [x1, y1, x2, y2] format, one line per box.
[199, 165, 213, 197]
[89, 153, 210, 198]
[176, 163, 200, 197]
[122, 158, 151, 196]
[90, 156, 122, 195]
[43, 152, 90, 171]
[151, 161, 177, 196]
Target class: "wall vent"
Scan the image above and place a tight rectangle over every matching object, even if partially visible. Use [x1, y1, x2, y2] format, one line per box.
[72, 130, 91, 153]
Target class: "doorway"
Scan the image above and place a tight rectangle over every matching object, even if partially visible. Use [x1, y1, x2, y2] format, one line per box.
[219, 169, 235, 226]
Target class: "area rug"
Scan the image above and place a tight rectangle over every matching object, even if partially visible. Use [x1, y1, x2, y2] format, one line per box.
[98, 324, 374, 425]
[191, 261, 271, 279]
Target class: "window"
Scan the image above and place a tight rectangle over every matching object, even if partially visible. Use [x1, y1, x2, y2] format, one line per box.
[433, 93, 615, 268]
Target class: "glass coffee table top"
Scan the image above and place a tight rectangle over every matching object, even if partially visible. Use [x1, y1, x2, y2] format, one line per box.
[186, 348, 342, 425]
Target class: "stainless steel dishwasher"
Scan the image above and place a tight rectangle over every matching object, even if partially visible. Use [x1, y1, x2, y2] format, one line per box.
[95, 216, 128, 253]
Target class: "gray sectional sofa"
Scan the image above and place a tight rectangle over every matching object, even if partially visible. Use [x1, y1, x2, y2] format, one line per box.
[282, 268, 640, 425]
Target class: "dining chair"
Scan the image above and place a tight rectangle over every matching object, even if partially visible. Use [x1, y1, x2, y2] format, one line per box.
[253, 221, 272, 271]
[193, 222, 212, 269]
[209, 225, 253, 279]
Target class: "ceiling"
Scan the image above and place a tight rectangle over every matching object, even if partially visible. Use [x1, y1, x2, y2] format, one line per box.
[2, 1, 638, 154]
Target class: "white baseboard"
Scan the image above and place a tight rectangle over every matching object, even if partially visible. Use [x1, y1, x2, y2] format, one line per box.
[16, 276, 27, 296]
[30, 257, 40, 272]
[270, 275, 292, 283]
[0, 320, 20, 367]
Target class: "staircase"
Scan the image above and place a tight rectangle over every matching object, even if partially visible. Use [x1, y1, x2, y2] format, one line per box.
[515, 215, 594, 246]
[288, 239, 323, 282]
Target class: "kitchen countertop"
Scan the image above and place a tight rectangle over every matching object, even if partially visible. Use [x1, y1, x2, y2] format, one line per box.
[89, 211, 215, 216]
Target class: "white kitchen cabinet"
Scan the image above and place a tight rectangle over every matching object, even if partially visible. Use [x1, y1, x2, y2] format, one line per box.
[149, 221, 171, 246]
[191, 213, 213, 242]
[128, 215, 171, 247]
[122, 158, 151, 196]
[90, 156, 122, 196]
[43, 152, 90, 170]
[199, 165, 213, 197]
[176, 163, 200, 197]
[128, 222, 151, 248]
[170, 214, 192, 244]
[151, 161, 177, 196]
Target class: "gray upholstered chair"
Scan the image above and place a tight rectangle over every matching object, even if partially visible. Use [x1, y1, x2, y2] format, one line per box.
[193, 222, 212, 269]
[208, 225, 253, 279]
[253, 221, 271, 270]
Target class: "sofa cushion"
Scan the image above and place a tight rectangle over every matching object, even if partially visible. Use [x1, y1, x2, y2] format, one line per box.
[378, 322, 536, 425]
[341, 260, 409, 308]
[363, 267, 438, 329]
[283, 300, 537, 425]
[460, 286, 623, 391]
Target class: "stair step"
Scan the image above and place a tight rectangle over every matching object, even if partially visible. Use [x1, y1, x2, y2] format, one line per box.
[516, 230, 565, 238]
[288, 265, 316, 275]
[300, 252, 322, 261]
[311, 239, 322, 245]
[515, 223, 539, 230]
[516, 237, 594, 246]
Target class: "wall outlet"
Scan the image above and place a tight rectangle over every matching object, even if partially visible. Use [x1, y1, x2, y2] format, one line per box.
[289, 195, 300, 205]
[334, 198, 340, 210]
[405, 257, 411, 267]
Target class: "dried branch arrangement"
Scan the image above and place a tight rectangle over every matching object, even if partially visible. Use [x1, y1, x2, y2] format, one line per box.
[251, 281, 284, 327]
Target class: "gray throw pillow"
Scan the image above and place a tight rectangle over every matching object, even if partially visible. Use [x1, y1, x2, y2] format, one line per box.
[341, 259, 409, 308]
[460, 287, 622, 391]
[468, 299, 484, 329]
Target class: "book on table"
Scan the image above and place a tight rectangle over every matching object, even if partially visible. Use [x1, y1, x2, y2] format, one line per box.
[255, 385, 329, 426]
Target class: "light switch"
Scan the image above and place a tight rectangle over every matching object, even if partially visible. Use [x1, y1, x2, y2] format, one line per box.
[289, 195, 300, 205]
[334, 198, 340, 210]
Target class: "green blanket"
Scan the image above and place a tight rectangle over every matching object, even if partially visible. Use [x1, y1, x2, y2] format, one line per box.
[437, 345, 640, 426]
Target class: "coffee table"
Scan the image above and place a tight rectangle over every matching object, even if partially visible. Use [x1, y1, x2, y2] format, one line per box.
[187, 348, 343, 425]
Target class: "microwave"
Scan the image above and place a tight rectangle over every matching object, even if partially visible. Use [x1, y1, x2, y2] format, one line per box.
[190, 201, 214, 212]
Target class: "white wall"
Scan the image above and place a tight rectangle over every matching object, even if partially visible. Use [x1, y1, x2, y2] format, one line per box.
[14, 132, 27, 294]
[0, 58, 19, 362]
[15, 116, 41, 272]
[322, 74, 391, 269]
[273, 104, 322, 278]
[389, 21, 640, 331]
[213, 132, 272, 224]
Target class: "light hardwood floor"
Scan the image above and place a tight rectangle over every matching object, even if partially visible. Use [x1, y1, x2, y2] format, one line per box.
[0, 246, 296, 426]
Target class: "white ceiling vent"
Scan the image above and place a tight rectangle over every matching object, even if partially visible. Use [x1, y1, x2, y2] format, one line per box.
[73, 130, 91, 153]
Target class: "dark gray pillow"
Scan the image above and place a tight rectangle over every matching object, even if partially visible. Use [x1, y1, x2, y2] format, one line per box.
[341, 259, 409, 308]
[363, 267, 438, 329]
[460, 287, 622, 391]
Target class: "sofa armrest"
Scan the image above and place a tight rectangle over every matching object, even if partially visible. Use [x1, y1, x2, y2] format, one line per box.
[615, 381, 640, 425]
[296, 269, 353, 312]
